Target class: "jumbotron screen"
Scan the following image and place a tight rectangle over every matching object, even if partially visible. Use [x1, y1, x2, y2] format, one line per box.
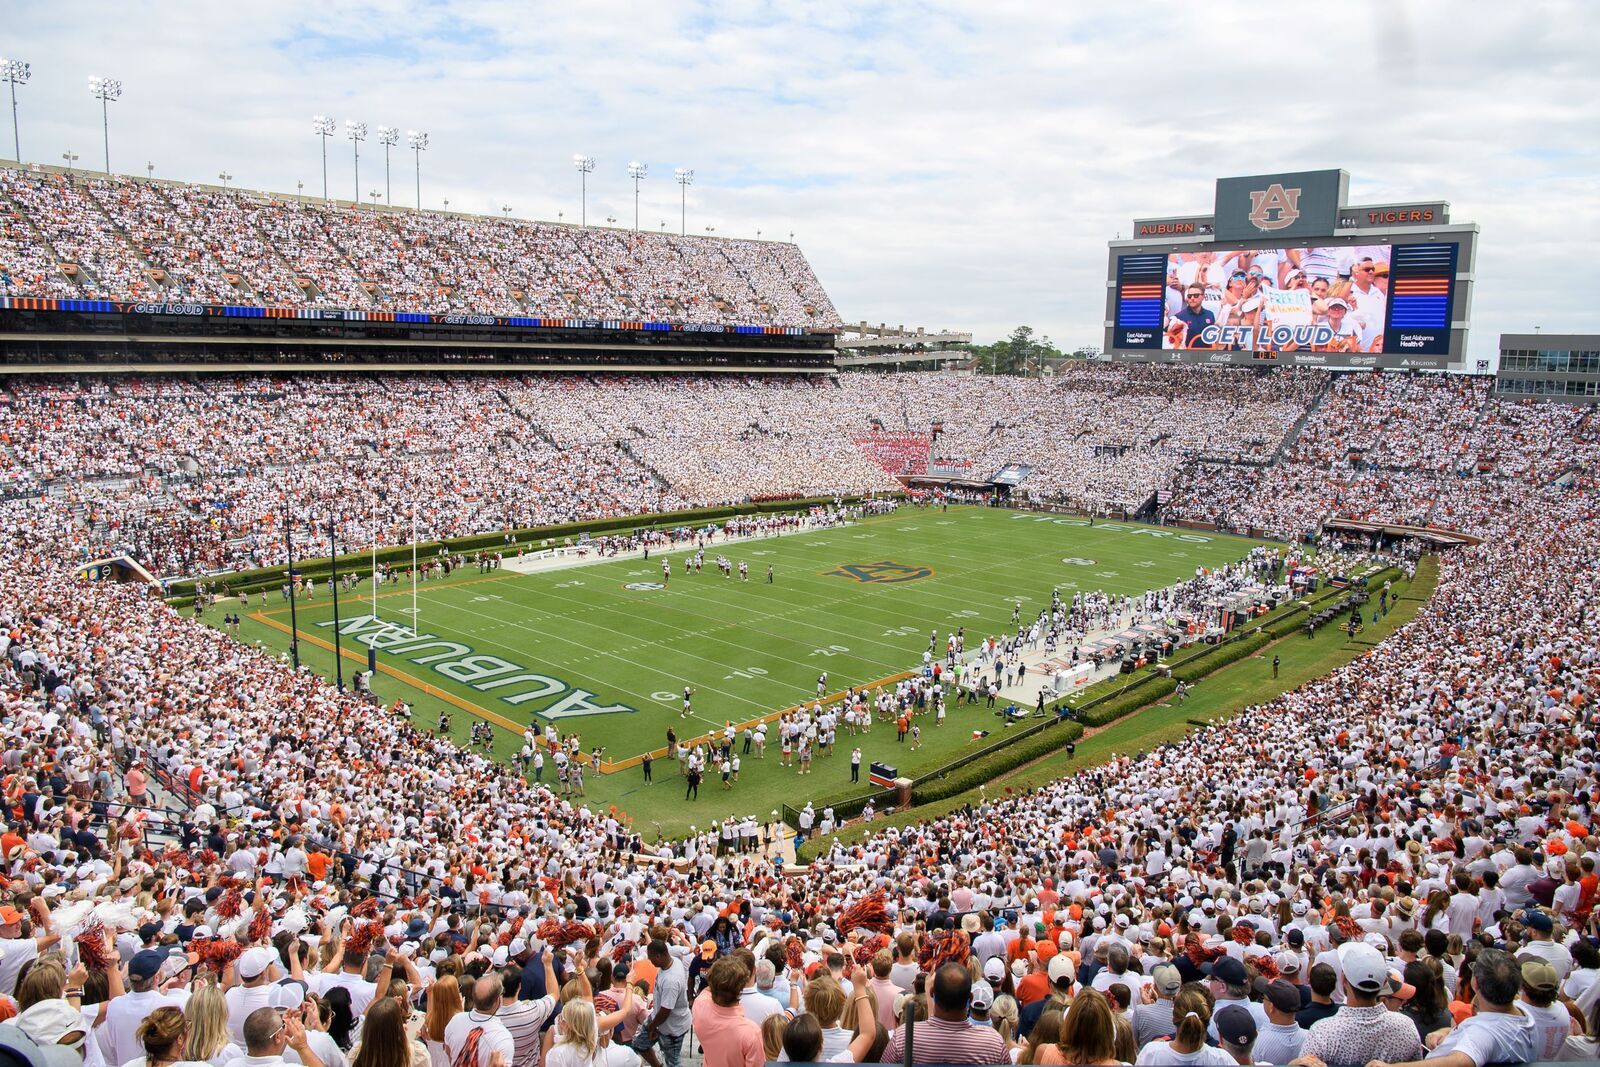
[1113, 242, 1456, 356]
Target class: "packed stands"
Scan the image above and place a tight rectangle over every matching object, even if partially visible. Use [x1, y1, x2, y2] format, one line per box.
[0, 166, 840, 327]
[4, 367, 1597, 577]
[0, 359, 1596, 1067]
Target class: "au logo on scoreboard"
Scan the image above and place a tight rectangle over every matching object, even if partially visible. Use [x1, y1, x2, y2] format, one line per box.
[824, 560, 933, 584]
[1247, 183, 1302, 231]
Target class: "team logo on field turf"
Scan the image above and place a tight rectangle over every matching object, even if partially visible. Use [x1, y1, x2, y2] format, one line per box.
[824, 560, 933, 584]
[624, 582, 665, 591]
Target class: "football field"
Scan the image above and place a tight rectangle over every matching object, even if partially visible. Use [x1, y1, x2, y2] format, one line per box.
[227, 506, 1264, 829]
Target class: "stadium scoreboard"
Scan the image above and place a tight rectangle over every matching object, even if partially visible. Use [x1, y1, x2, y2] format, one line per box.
[1103, 170, 1476, 370]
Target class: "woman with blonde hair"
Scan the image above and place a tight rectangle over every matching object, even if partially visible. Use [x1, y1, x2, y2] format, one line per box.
[990, 994, 1022, 1058]
[1133, 985, 1233, 1065]
[15, 957, 66, 1013]
[759, 1015, 788, 1062]
[423, 976, 462, 1067]
[184, 983, 244, 1066]
[545, 998, 639, 1067]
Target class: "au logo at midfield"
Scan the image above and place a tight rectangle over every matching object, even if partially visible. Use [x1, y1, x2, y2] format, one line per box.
[825, 560, 933, 584]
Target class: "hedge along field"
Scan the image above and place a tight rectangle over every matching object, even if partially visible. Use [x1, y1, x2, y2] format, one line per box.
[166, 495, 860, 605]
[216, 505, 1270, 837]
[794, 557, 1438, 861]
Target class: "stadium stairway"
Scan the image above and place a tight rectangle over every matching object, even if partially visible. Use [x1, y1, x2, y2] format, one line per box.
[1270, 373, 1333, 465]
[146, 183, 263, 304]
[84, 189, 179, 298]
[0, 182, 96, 294]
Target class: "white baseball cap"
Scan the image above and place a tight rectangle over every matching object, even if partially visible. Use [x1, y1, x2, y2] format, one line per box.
[1337, 943, 1388, 995]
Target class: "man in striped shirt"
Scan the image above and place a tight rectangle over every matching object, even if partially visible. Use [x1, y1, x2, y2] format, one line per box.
[496, 948, 561, 1067]
[878, 963, 1008, 1064]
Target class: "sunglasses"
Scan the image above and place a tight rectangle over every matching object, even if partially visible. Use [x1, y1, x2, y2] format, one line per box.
[1230, 272, 1248, 281]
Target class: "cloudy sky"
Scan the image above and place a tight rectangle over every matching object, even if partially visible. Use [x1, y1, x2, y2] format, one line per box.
[7, 1, 1595, 358]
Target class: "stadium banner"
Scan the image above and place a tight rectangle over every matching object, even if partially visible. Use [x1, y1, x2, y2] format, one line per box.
[926, 457, 975, 479]
[0, 297, 811, 336]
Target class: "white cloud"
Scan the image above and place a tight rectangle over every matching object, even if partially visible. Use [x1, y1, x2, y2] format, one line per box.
[5, 0, 1596, 357]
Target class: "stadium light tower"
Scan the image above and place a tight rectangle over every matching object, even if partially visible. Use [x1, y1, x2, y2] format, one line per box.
[673, 167, 693, 236]
[346, 121, 367, 204]
[218, 171, 232, 190]
[369, 188, 381, 205]
[61, 150, 78, 174]
[376, 125, 398, 206]
[312, 115, 336, 199]
[1, 59, 29, 163]
[87, 76, 121, 174]
[573, 154, 595, 227]
[145, 161, 153, 179]
[626, 161, 647, 231]
[502, 204, 512, 219]
[406, 130, 427, 209]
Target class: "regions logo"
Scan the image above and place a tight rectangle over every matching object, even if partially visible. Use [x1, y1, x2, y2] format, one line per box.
[1247, 183, 1301, 231]
[825, 560, 933, 584]
[624, 582, 665, 591]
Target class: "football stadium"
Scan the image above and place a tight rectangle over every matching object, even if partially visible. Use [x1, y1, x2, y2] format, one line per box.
[0, 9, 1596, 1067]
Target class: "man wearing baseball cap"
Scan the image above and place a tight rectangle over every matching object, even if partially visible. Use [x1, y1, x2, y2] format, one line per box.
[1253, 980, 1306, 1064]
[1300, 943, 1422, 1064]
[225, 946, 280, 1043]
[1366, 948, 1535, 1067]
[1132, 963, 1183, 1046]
[1202, 957, 1268, 1042]
[1516, 907, 1573, 977]
[1017, 955, 1074, 1039]
[1214, 1004, 1258, 1066]
[105, 948, 189, 1066]
[1514, 959, 1570, 1060]
[0, 900, 60, 998]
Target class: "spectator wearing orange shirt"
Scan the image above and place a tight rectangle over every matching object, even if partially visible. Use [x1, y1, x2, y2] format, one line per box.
[125, 761, 148, 806]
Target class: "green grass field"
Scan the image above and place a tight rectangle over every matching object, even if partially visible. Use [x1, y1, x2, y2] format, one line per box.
[214, 506, 1265, 834]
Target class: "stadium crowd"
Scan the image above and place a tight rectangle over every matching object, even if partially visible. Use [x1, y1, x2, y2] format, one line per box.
[0, 356, 1593, 1067]
[1, 367, 1596, 577]
[0, 168, 838, 328]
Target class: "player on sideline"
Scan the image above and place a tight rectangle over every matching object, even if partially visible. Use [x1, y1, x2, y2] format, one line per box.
[817, 671, 828, 697]
[767, 564, 774, 584]
[682, 686, 694, 719]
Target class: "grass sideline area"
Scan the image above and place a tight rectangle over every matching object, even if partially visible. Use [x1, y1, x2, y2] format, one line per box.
[205, 505, 1270, 837]
[793, 555, 1439, 861]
